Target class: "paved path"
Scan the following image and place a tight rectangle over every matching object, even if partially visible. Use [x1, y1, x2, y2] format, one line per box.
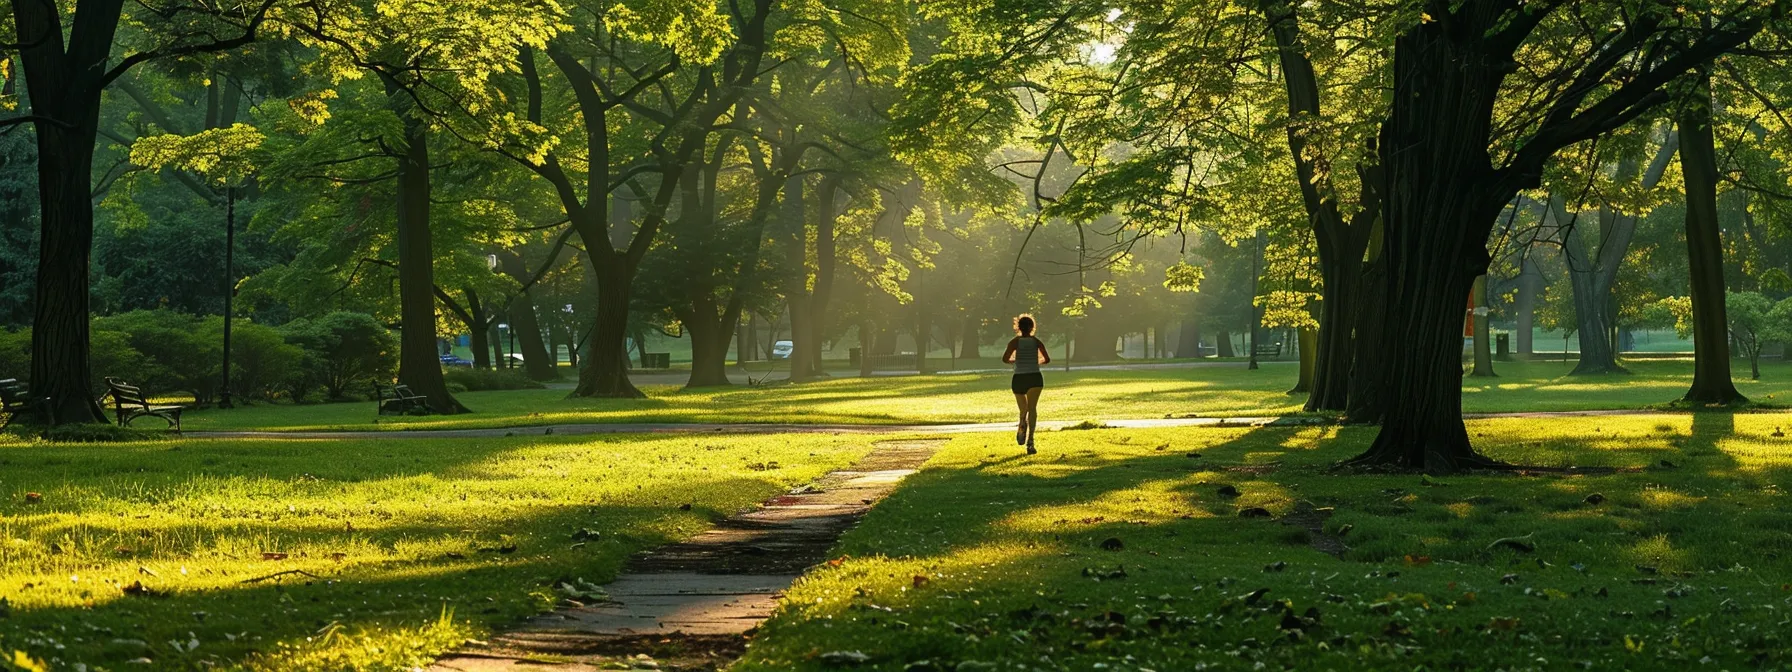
[428, 438, 946, 671]
[188, 409, 1674, 441]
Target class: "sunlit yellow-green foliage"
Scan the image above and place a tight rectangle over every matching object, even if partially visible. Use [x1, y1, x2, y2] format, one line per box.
[604, 0, 733, 63]
[274, 0, 569, 98]
[0, 432, 871, 669]
[738, 413, 1792, 669]
[128, 123, 266, 186]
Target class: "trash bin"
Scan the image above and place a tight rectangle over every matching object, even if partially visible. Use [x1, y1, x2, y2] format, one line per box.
[1495, 333, 1511, 361]
[849, 347, 862, 366]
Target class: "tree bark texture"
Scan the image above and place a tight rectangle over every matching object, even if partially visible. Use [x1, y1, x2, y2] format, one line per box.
[389, 102, 468, 414]
[1347, 20, 1513, 472]
[1676, 71, 1745, 405]
[15, 0, 123, 423]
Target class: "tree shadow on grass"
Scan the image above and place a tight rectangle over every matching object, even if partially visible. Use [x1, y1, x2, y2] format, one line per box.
[0, 433, 868, 669]
[744, 417, 1792, 669]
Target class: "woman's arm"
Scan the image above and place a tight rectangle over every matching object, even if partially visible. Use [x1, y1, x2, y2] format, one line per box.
[1002, 338, 1019, 364]
[1039, 340, 1053, 365]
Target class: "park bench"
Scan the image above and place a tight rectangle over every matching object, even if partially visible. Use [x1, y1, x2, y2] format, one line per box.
[1252, 342, 1283, 359]
[1, 378, 52, 429]
[104, 378, 185, 431]
[374, 383, 431, 416]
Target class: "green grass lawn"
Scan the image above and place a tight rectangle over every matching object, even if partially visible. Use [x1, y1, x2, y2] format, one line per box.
[734, 413, 1792, 670]
[182, 358, 1792, 433]
[0, 432, 874, 670]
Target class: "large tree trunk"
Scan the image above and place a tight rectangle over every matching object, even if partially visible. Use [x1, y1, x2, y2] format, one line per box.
[960, 316, 982, 359]
[574, 264, 643, 398]
[1677, 70, 1745, 405]
[496, 252, 558, 380]
[508, 292, 554, 379]
[1214, 330, 1235, 358]
[1552, 135, 1675, 375]
[14, 0, 120, 424]
[784, 175, 820, 381]
[1515, 256, 1539, 356]
[27, 100, 108, 423]
[1343, 252, 1388, 423]
[1288, 327, 1317, 394]
[1346, 24, 1510, 472]
[1470, 274, 1496, 377]
[683, 297, 737, 388]
[1074, 318, 1121, 362]
[1261, 0, 1380, 413]
[390, 104, 467, 414]
[1175, 320, 1201, 358]
[1563, 256, 1620, 373]
[809, 179, 840, 372]
[1307, 253, 1362, 409]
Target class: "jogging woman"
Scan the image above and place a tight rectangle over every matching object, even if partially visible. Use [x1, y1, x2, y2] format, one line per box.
[1002, 314, 1051, 454]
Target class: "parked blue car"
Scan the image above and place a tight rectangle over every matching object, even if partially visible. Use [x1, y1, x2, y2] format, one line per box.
[439, 354, 474, 368]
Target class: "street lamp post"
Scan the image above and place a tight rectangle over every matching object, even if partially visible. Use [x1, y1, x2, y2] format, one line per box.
[219, 186, 237, 409]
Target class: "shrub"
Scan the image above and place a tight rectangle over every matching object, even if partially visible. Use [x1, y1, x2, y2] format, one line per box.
[93, 310, 217, 402]
[443, 368, 546, 392]
[0, 327, 158, 399]
[90, 330, 160, 397]
[282, 312, 398, 400]
[0, 328, 27, 381]
[201, 317, 307, 402]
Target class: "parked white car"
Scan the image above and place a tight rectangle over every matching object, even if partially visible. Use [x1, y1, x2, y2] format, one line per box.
[771, 340, 794, 359]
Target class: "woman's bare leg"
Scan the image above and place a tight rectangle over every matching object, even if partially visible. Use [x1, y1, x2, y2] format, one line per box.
[1014, 393, 1029, 444]
[1025, 387, 1043, 451]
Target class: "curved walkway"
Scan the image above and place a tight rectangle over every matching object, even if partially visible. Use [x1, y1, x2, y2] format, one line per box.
[187, 409, 1667, 441]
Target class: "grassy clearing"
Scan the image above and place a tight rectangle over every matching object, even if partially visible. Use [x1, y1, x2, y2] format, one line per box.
[180, 359, 1792, 433]
[0, 432, 873, 670]
[736, 414, 1792, 670]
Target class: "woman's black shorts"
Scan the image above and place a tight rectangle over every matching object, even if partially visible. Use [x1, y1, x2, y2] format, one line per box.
[1011, 372, 1045, 394]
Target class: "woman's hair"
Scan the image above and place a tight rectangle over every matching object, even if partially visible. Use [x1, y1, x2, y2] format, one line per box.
[1013, 314, 1036, 336]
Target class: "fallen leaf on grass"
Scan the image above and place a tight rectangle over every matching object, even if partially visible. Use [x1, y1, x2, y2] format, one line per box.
[261, 552, 287, 561]
[120, 581, 156, 597]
